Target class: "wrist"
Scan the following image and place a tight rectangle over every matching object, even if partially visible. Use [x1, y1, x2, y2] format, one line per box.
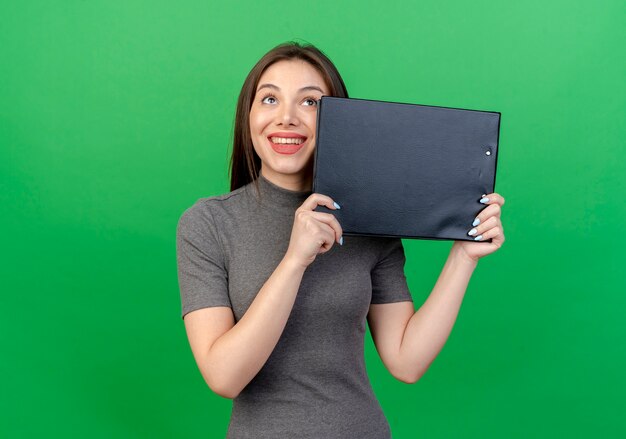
[450, 242, 479, 269]
[281, 252, 310, 273]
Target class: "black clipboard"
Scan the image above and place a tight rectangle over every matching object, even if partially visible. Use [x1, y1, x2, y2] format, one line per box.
[312, 96, 501, 241]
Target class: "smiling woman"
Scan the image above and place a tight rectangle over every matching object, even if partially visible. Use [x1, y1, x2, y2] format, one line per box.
[229, 43, 348, 193]
[176, 41, 506, 439]
[248, 60, 329, 190]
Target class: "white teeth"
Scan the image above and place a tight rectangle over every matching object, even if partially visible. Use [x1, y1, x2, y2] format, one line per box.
[270, 137, 305, 144]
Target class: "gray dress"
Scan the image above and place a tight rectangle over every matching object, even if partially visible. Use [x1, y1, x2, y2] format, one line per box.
[176, 173, 413, 438]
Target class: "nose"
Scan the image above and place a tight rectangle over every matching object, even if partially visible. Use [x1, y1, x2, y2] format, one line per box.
[276, 102, 299, 126]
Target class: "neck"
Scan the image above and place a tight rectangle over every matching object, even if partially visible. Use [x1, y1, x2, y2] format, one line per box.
[260, 166, 313, 192]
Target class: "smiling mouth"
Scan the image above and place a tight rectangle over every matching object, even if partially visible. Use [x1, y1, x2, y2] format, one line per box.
[269, 136, 306, 144]
[267, 136, 308, 154]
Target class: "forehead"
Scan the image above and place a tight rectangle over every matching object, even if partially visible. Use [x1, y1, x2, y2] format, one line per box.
[258, 59, 328, 91]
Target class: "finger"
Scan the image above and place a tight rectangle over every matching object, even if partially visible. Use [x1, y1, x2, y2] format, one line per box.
[479, 192, 505, 206]
[472, 225, 504, 243]
[467, 216, 497, 237]
[308, 211, 344, 244]
[299, 193, 341, 212]
[473, 203, 501, 226]
[317, 223, 338, 253]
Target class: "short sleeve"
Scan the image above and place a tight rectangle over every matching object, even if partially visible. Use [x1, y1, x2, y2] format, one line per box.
[370, 238, 413, 304]
[176, 202, 232, 319]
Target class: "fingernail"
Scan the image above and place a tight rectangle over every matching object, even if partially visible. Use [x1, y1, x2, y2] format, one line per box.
[472, 217, 480, 227]
[468, 228, 477, 236]
[480, 197, 490, 204]
[333, 202, 341, 209]
[474, 235, 483, 241]
[482, 193, 486, 197]
[339, 236, 344, 246]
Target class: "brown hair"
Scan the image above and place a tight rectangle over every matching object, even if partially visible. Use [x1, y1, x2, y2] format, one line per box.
[229, 41, 349, 191]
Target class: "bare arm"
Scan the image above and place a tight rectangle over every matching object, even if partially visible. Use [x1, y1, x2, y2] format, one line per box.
[184, 256, 307, 399]
[183, 194, 343, 399]
[368, 192, 506, 383]
[368, 244, 476, 383]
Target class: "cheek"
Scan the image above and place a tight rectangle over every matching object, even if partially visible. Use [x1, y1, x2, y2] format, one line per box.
[248, 109, 259, 133]
[250, 112, 273, 136]
[304, 111, 318, 132]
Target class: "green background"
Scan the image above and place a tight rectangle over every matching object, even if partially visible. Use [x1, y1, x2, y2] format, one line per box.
[2, 0, 624, 437]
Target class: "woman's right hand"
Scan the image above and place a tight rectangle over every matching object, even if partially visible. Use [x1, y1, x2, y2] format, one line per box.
[284, 193, 343, 269]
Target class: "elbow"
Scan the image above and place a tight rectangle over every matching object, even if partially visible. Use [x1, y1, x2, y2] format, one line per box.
[395, 371, 421, 384]
[197, 351, 246, 399]
[209, 382, 240, 399]
[391, 364, 426, 384]
[202, 370, 242, 399]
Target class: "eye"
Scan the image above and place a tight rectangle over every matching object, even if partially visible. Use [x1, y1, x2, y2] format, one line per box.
[303, 97, 319, 107]
[261, 95, 277, 104]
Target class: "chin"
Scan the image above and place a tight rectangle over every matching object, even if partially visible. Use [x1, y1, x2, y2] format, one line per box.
[274, 163, 309, 176]
[266, 158, 313, 178]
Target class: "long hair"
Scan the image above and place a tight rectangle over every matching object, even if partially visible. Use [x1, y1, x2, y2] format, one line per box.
[229, 42, 349, 192]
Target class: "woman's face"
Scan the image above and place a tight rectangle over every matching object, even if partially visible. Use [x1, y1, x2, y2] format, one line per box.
[249, 59, 329, 190]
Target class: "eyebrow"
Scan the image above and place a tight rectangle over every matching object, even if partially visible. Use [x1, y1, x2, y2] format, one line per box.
[256, 83, 325, 94]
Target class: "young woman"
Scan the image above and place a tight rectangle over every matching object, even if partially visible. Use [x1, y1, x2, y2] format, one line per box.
[176, 42, 506, 438]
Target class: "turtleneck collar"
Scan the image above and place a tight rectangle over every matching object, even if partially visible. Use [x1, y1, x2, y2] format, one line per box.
[246, 172, 312, 209]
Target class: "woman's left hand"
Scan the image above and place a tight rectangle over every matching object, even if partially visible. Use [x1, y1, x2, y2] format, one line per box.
[453, 192, 506, 263]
